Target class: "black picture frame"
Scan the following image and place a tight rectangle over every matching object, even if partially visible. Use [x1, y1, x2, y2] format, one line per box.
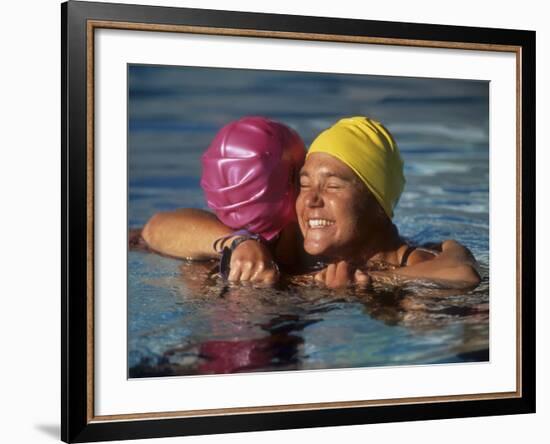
[62, 1, 536, 442]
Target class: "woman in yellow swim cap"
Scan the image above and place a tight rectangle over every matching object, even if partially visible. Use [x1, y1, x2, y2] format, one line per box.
[296, 116, 481, 289]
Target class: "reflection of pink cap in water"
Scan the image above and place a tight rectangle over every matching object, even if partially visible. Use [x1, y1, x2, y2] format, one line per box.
[201, 117, 306, 241]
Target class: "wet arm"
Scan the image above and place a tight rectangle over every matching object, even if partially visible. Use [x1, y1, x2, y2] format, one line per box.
[370, 240, 481, 289]
[142, 208, 231, 259]
[142, 209, 283, 284]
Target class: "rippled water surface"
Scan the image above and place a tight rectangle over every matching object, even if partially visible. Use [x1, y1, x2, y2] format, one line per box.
[128, 65, 489, 377]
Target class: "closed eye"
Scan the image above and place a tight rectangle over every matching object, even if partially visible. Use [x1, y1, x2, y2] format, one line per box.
[326, 181, 344, 189]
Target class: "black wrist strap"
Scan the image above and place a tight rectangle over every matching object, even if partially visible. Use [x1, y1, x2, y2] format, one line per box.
[218, 231, 265, 280]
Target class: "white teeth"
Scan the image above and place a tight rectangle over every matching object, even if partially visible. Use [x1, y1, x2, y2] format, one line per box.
[308, 219, 334, 228]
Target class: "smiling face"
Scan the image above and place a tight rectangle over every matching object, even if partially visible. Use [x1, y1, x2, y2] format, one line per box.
[296, 152, 386, 259]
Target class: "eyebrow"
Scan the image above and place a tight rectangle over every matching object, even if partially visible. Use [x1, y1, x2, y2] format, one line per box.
[299, 170, 351, 181]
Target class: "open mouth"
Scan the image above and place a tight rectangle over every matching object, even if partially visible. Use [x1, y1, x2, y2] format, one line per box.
[307, 218, 335, 229]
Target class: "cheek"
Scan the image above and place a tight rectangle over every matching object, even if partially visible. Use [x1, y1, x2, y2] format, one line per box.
[336, 195, 369, 233]
[332, 194, 360, 222]
[295, 195, 307, 229]
[295, 193, 304, 215]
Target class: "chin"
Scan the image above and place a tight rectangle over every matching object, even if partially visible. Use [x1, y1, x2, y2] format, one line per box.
[305, 241, 343, 259]
[303, 240, 327, 257]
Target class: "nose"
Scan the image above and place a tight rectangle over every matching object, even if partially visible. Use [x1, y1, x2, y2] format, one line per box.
[303, 187, 323, 208]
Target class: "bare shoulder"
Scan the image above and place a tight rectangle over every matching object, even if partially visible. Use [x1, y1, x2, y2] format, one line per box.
[395, 240, 481, 289]
[440, 239, 478, 262]
[439, 239, 481, 286]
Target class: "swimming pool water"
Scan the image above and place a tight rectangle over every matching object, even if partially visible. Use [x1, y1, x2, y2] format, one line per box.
[128, 65, 489, 377]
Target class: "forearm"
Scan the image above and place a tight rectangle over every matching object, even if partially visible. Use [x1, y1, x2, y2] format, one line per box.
[370, 241, 481, 289]
[142, 208, 231, 259]
[369, 262, 479, 289]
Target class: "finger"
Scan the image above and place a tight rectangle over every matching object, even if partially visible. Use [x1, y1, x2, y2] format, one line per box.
[325, 263, 337, 286]
[354, 269, 370, 287]
[238, 261, 254, 281]
[314, 269, 326, 283]
[249, 262, 266, 282]
[227, 260, 241, 282]
[261, 268, 278, 285]
[325, 261, 350, 289]
[333, 261, 351, 287]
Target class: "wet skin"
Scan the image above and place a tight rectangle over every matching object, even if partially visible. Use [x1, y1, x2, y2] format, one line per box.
[296, 152, 388, 261]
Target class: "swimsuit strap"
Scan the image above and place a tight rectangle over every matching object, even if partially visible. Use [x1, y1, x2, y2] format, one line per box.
[400, 245, 440, 267]
[400, 245, 417, 267]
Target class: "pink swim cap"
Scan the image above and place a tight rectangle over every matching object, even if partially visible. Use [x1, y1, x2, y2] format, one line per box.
[201, 117, 306, 240]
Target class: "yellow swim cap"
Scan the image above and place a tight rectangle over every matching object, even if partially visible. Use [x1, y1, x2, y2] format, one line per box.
[308, 116, 405, 218]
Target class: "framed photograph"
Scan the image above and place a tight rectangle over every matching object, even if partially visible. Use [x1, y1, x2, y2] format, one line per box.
[62, 0, 535, 442]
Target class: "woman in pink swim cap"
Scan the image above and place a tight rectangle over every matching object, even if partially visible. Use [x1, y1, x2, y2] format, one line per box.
[201, 116, 305, 242]
[141, 117, 306, 284]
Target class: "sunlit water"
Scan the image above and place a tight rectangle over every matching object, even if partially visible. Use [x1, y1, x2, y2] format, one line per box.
[128, 65, 489, 377]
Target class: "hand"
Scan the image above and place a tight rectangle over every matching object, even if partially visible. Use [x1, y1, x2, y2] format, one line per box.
[313, 260, 370, 289]
[228, 240, 279, 285]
